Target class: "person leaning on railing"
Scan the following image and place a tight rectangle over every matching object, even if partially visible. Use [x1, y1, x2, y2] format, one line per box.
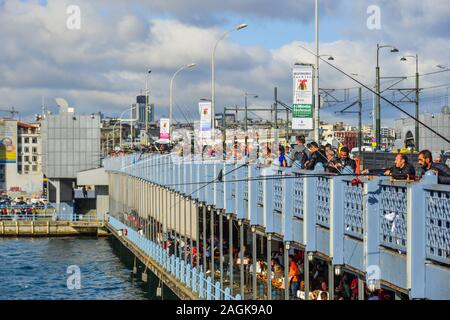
[361, 153, 416, 181]
[418, 149, 450, 185]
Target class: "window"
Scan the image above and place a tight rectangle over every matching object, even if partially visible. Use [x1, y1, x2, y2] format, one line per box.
[32, 165, 38, 172]
[17, 165, 22, 173]
[24, 165, 29, 172]
[32, 137, 38, 144]
[32, 147, 37, 154]
[24, 137, 29, 144]
[24, 147, 29, 153]
[32, 156, 37, 162]
[24, 156, 30, 162]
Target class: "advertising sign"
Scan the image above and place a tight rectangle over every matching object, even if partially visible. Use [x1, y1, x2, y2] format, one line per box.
[159, 118, 170, 141]
[292, 65, 314, 130]
[199, 101, 212, 140]
[0, 121, 17, 164]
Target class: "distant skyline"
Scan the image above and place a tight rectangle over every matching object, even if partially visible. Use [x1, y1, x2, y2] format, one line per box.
[0, 0, 449, 128]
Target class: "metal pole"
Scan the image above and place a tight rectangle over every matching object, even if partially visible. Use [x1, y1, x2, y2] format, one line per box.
[210, 207, 215, 281]
[203, 204, 207, 272]
[267, 234, 272, 300]
[274, 87, 278, 129]
[284, 242, 289, 300]
[145, 75, 149, 145]
[314, 0, 320, 142]
[358, 87, 362, 154]
[239, 220, 244, 298]
[244, 94, 248, 157]
[376, 44, 381, 150]
[415, 54, 420, 151]
[304, 251, 309, 300]
[219, 210, 224, 293]
[196, 202, 200, 270]
[184, 197, 188, 265]
[252, 227, 257, 300]
[229, 215, 233, 296]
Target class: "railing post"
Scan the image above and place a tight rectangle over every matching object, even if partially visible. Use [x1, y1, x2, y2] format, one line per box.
[330, 176, 345, 266]
[214, 281, 221, 300]
[282, 167, 294, 241]
[199, 271, 205, 298]
[262, 167, 274, 232]
[247, 165, 258, 223]
[407, 180, 427, 299]
[206, 276, 212, 300]
[364, 178, 381, 291]
[236, 162, 246, 220]
[192, 267, 198, 293]
[304, 172, 317, 253]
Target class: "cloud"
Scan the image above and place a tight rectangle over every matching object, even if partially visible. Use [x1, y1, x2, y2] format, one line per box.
[0, 0, 448, 129]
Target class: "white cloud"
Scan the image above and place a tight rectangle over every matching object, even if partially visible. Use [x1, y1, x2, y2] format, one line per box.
[0, 0, 448, 128]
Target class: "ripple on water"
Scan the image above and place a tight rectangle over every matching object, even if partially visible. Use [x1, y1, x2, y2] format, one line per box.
[0, 237, 150, 300]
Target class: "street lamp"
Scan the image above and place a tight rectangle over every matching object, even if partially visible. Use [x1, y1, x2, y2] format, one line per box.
[401, 54, 419, 151]
[112, 105, 136, 150]
[169, 63, 197, 142]
[375, 44, 399, 150]
[211, 23, 248, 140]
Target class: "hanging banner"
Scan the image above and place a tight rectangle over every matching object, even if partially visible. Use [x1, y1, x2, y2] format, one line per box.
[0, 121, 17, 164]
[292, 65, 314, 130]
[199, 101, 212, 141]
[159, 118, 170, 141]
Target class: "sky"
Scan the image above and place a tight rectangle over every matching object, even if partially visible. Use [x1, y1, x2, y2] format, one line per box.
[0, 0, 449, 127]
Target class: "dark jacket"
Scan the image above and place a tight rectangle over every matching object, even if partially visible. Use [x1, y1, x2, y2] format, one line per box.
[389, 163, 416, 180]
[336, 157, 357, 173]
[305, 151, 326, 170]
[427, 163, 450, 185]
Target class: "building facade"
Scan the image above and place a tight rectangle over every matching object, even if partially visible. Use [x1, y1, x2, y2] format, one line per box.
[394, 107, 450, 153]
[0, 119, 43, 195]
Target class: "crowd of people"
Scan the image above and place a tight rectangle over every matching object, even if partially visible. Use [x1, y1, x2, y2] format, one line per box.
[258, 135, 450, 184]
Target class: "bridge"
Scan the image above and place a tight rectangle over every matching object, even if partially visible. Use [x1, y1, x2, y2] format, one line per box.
[103, 153, 450, 300]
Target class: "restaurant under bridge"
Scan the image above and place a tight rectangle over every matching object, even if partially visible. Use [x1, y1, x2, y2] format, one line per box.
[102, 153, 450, 300]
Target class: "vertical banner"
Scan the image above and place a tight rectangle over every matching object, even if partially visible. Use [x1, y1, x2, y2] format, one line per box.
[0, 121, 17, 164]
[199, 101, 212, 141]
[159, 118, 170, 141]
[292, 65, 314, 130]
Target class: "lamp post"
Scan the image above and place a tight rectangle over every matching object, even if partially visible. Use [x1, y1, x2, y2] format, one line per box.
[169, 63, 197, 142]
[375, 44, 399, 150]
[401, 54, 419, 151]
[112, 106, 135, 151]
[211, 23, 248, 141]
[314, 0, 319, 142]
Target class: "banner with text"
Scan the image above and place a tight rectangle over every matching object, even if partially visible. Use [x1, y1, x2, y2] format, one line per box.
[292, 65, 314, 130]
[159, 118, 170, 141]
